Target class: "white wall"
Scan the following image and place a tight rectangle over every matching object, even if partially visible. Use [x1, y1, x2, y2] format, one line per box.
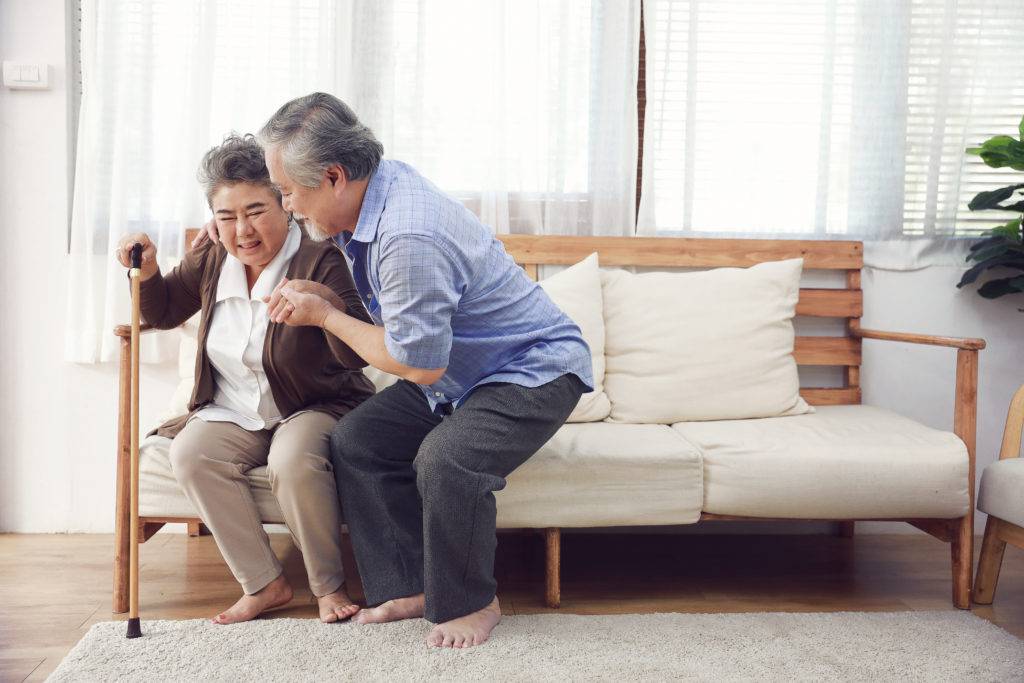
[1, 0, 1020, 534]
[0, 0, 180, 533]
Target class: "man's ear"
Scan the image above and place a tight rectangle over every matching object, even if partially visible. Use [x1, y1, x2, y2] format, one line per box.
[325, 164, 348, 196]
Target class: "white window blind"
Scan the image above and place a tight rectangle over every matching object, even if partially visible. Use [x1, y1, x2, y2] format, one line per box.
[638, 0, 1024, 239]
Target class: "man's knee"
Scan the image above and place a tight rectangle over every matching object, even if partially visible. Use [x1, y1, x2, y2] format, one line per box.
[329, 413, 374, 471]
[414, 433, 481, 497]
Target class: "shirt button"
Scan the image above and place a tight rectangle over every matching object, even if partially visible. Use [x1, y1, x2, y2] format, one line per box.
[434, 391, 442, 397]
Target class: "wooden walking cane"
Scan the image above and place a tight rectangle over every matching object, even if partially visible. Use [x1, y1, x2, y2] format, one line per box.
[126, 243, 143, 639]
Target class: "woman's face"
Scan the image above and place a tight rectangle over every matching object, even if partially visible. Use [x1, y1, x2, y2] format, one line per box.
[211, 182, 289, 268]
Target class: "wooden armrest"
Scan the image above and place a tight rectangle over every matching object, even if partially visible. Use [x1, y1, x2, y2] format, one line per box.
[999, 384, 1024, 461]
[113, 323, 155, 338]
[853, 327, 986, 351]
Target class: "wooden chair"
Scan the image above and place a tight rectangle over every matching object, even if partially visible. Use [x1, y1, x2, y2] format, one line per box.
[112, 233, 985, 612]
[972, 384, 1024, 604]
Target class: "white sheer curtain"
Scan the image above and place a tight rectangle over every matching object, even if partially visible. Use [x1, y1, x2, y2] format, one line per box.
[637, 0, 1024, 251]
[67, 0, 343, 363]
[346, 0, 639, 236]
[67, 0, 640, 363]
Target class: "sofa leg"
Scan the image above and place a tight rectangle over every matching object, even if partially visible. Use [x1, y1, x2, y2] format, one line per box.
[187, 521, 209, 537]
[545, 528, 561, 608]
[973, 516, 1006, 605]
[837, 521, 855, 538]
[951, 513, 973, 609]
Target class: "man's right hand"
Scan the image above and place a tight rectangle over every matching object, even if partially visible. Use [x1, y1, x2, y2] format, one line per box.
[191, 218, 219, 249]
[115, 232, 160, 280]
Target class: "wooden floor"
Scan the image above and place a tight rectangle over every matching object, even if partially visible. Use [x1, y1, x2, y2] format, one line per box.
[2, 530, 1022, 681]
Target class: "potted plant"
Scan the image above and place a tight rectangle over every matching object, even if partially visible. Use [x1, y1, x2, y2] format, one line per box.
[956, 114, 1024, 308]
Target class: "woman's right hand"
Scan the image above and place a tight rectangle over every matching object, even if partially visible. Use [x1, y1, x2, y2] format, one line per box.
[115, 232, 159, 280]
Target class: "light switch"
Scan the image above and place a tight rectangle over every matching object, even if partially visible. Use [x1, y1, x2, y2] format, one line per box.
[2, 62, 50, 90]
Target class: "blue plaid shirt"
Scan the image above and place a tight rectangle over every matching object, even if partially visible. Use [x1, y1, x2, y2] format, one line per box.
[335, 159, 594, 412]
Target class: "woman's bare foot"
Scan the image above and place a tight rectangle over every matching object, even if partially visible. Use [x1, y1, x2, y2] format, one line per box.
[317, 585, 361, 623]
[353, 593, 425, 624]
[426, 597, 501, 649]
[211, 574, 293, 625]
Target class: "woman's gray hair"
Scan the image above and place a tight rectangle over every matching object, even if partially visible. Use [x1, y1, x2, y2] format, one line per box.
[258, 92, 383, 188]
[197, 133, 280, 207]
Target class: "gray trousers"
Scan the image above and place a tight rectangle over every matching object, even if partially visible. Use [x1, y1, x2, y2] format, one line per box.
[330, 374, 584, 623]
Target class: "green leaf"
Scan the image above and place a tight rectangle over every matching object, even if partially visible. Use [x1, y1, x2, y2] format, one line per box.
[958, 254, 1024, 287]
[976, 136, 1024, 170]
[966, 244, 1018, 266]
[968, 234, 1008, 253]
[997, 200, 1024, 213]
[1020, 113, 1024, 141]
[978, 275, 1024, 299]
[990, 218, 1023, 241]
[968, 184, 1024, 211]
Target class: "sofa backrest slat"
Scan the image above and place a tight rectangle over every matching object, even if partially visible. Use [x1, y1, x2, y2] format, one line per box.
[496, 235, 863, 270]
[496, 234, 865, 408]
[796, 289, 862, 318]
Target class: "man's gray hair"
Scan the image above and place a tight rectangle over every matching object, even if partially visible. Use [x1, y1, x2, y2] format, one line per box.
[258, 92, 383, 188]
[197, 133, 280, 207]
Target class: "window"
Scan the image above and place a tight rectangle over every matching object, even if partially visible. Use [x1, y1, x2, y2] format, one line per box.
[637, 0, 1024, 238]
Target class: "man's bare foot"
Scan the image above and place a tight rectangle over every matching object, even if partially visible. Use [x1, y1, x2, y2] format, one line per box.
[211, 574, 293, 625]
[353, 593, 425, 624]
[426, 597, 501, 649]
[317, 585, 361, 623]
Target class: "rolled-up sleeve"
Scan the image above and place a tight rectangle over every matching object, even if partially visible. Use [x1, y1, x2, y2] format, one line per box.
[377, 233, 464, 370]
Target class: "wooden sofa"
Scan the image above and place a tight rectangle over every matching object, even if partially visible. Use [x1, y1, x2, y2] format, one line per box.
[112, 234, 985, 613]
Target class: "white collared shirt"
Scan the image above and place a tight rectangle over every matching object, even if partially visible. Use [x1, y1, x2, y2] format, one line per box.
[194, 222, 301, 431]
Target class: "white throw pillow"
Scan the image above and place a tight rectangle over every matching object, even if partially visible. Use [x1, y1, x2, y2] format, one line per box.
[601, 258, 812, 423]
[538, 252, 610, 422]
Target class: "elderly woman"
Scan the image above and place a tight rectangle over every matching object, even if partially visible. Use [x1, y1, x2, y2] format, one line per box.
[115, 133, 374, 625]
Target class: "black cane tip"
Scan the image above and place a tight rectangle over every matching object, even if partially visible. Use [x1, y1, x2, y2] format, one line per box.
[126, 617, 142, 639]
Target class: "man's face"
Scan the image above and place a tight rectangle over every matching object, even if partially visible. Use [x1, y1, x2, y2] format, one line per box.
[265, 145, 342, 242]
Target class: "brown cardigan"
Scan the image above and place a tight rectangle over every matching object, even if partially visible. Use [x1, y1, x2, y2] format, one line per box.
[139, 232, 376, 438]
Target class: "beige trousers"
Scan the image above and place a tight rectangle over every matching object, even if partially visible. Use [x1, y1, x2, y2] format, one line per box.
[169, 411, 345, 596]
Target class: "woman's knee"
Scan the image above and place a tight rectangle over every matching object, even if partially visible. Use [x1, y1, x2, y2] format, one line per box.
[168, 438, 203, 485]
[266, 447, 329, 491]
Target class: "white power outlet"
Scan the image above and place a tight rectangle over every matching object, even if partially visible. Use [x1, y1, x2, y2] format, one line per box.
[2, 62, 51, 90]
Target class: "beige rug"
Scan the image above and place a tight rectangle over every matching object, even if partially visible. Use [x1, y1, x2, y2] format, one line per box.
[49, 611, 1023, 681]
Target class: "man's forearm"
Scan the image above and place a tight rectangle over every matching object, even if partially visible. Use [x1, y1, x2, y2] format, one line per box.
[322, 307, 444, 384]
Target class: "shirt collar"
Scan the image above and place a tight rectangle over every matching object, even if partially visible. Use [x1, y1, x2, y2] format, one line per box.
[341, 160, 394, 247]
[216, 220, 301, 303]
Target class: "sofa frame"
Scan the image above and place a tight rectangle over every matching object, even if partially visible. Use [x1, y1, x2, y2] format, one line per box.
[112, 233, 985, 613]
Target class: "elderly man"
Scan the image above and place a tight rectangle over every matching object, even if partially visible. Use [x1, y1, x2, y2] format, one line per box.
[204, 92, 592, 648]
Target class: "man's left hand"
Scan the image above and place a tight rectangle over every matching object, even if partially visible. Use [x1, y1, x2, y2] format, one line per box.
[275, 285, 334, 327]
[265, 278, 346, 323]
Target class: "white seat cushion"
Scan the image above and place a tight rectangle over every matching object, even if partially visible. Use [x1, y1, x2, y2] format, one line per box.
[978, 459, 1024, 528]
[601, 258, 812, 423]
[139, 435, 286, 523]
[496, 422, 703, 528]
[672, 405, 970, 519]
[142, 423, 704, 529]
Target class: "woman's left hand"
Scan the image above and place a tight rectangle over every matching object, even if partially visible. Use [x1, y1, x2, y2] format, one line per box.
[275, 285, 334, 327]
